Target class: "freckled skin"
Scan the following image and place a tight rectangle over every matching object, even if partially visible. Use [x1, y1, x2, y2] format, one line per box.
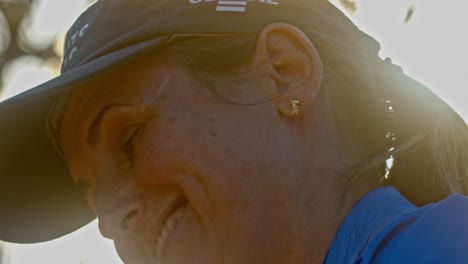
[59, 24, 375, 264]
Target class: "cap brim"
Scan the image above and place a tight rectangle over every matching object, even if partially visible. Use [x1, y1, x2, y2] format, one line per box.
[0, 35, 170, 243]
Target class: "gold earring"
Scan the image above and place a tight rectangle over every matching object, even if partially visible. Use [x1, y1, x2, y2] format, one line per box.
[290, 99, 301, 115]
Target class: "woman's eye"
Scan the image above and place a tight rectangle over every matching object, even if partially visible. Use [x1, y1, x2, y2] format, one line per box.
[121, 127, 141, 159]
[95, 105, 150, 162]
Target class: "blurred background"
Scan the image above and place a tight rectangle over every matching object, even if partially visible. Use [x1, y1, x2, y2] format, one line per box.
[0, 0, 467, 263]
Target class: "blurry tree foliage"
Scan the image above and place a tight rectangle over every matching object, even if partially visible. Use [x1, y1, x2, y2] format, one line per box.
[337, 0, 416, 20]
[338, 0, 357, 15]
[0, 0, 40, 90]
[0, 0, 93, 93]
[404, 3, 416, 23]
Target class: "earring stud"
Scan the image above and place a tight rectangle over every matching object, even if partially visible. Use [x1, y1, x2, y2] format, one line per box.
[290, 99, 301, 115]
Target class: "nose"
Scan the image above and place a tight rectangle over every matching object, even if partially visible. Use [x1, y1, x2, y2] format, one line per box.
[97, 187, 146, 239]
[98, 203, 144, 239]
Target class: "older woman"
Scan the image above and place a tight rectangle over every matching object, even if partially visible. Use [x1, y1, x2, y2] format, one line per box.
[1, 0, 468, 263]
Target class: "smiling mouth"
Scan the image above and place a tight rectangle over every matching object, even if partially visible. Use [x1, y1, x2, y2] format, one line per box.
[155, 200, 188, 261]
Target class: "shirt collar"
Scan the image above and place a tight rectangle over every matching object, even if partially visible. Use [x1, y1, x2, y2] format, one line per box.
[324, 187, 416, 264]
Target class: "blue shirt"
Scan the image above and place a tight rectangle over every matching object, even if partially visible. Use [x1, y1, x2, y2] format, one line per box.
[325, 187, 468, 263]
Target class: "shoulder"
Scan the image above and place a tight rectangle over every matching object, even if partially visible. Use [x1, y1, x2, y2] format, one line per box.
[363, 194, 468, 264]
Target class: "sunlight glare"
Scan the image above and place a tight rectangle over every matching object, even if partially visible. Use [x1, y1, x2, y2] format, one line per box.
[8, 221, 122, 264]
[351, 0, 468, 120]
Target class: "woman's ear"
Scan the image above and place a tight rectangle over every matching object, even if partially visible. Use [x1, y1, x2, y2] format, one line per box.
[253, 22, 323, 119]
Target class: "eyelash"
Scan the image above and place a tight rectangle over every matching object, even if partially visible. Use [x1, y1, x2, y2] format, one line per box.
[121, 127, 141, 159]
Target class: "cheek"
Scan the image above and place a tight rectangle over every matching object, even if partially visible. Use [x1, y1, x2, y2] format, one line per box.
[140, 107, 293, 202]
[134, 112, 218, 186]
[134, 107, 301, 257]
[135, 106, 239, 183]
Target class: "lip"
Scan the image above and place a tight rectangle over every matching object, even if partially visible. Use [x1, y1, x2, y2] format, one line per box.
[153, 196, 188, 261]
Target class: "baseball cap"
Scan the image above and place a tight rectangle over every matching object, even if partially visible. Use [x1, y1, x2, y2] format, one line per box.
[0, 0, 319, 243]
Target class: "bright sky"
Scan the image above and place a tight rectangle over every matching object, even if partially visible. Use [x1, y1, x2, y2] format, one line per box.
[5, 221, 122, 264]
[1, 0, 468, 263]
[349, 0, 468, 119]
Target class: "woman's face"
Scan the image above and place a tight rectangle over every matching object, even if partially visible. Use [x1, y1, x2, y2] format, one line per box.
[60, 51, 335, 263]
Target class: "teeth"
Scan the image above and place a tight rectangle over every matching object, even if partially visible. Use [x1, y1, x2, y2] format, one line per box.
[155, 206, 185, 260]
